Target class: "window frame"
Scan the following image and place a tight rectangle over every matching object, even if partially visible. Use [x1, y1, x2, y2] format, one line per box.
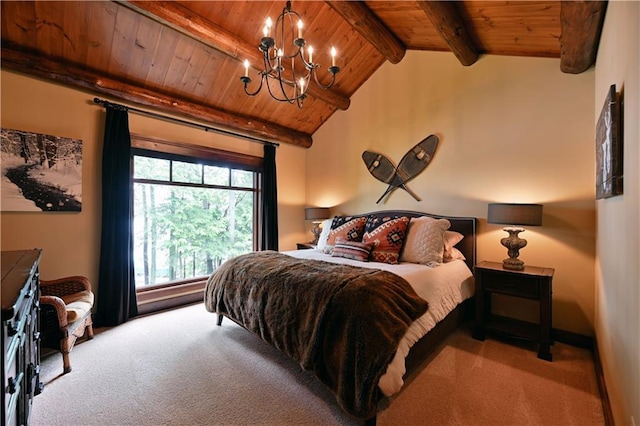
[130, 134, 263, 314]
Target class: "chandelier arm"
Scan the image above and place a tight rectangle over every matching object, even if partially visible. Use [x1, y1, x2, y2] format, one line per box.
[266, 77, 296, 104]
[277, 64, 298, 102]
[312, 67, 339, 90]
[242, 74, 265, 97]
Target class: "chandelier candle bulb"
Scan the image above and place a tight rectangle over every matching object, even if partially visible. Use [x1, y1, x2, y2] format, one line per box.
[297, 20, 302, 39]
[331, 47, 336, 67]
[299, 78, 305, 93]
[243, 60, 249, 77]
[308, 46, 313, 63]
[266, 17, 272, 37]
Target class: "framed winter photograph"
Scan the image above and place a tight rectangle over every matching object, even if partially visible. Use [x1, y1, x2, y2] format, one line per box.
[1, 128, 82, 211]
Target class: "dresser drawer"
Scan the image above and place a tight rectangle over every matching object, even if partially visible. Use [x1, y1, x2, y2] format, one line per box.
[483, 271, 539, 299]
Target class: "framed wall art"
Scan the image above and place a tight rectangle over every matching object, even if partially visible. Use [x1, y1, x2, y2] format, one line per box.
[595, 84, 623, 199]
[1, 128, 82, 211]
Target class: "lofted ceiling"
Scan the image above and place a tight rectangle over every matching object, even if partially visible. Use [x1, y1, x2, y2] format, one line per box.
[1, 1, 606, 148]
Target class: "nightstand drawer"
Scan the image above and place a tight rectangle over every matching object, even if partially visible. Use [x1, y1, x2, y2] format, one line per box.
[483, 272, 539, 298]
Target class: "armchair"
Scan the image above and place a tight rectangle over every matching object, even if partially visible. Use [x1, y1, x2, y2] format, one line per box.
[40, 276, 95, 374]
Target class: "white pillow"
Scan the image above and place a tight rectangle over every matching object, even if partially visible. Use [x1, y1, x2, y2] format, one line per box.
[400, 216, 451, 264]
[315, 218, 333, 251]
[443, 231, 464, 261]
[444, 247, 466, 262]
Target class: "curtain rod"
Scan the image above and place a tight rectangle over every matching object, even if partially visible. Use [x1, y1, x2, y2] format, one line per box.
[92, 98, 279, 147]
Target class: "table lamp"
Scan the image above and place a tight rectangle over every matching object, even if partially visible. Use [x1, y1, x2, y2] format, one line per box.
[487, 203, 543, 270]
[305, 207, 330, 244]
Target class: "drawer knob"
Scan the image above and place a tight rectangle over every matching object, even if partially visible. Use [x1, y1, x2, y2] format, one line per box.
[7, 322, 18, 336]
[6, 373, 23, 394]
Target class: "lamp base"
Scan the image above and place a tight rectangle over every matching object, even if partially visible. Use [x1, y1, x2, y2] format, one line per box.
[311, 222, 322, 245]
[500, 227, 527, 271]
[502, 257, 525, 271]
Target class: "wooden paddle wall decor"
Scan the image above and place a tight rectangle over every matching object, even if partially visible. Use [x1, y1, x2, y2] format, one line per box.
[362, 134, 439, 204]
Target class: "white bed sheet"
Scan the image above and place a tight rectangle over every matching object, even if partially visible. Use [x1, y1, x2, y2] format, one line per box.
[284, 249, 475, 396]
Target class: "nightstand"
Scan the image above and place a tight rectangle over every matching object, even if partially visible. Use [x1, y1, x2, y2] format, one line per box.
[472, 260, 554, 361]
[296, 243, 316, 250]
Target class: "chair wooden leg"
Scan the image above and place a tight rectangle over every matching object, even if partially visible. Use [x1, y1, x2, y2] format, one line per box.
[62, 351, 72, 374]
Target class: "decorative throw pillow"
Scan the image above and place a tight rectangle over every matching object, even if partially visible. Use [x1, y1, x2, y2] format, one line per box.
[331, 238, 375, 262]
[323, 215, 368, 254]
[315, 218, 333, 252]
[443, 231, 464, 262]
[400, 216, 451, 264]
[362, 216, 410, 264]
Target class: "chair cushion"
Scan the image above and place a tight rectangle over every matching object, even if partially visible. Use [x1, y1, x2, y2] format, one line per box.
[61, 290, 94, 322]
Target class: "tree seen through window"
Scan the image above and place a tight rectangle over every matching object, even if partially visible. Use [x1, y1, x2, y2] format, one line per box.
[133, 154, 257, 288]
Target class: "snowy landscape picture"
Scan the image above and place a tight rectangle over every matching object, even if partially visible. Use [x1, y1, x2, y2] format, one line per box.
[1, 128, 82, 212]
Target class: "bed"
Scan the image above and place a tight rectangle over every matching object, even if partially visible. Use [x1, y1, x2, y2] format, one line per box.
[204, 210, 476, 424]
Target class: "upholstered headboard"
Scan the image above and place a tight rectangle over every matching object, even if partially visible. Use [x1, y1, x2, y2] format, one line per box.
[362, 210, 477, 271]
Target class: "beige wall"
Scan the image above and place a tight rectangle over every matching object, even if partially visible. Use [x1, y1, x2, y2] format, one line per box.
[308, 51, 596, 335]
[594, 2, 640, 425]
[1, 70, 307, 291]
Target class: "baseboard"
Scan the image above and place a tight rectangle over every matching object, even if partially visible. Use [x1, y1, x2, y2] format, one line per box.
[593, 339, 615, 426]
[552, 327, 593, 349]
[553, 328, 614, 425]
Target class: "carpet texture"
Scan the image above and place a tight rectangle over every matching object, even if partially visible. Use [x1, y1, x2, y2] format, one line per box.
[31, 303, 604, 425]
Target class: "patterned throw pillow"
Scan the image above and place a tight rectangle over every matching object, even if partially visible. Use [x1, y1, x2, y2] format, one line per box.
[362, 216, 410, 264]
[400, 216, 451, 264]
[323, 216, 368, 254]
[331, 238, 375, 262]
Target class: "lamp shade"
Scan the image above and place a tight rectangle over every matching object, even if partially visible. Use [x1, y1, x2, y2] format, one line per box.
[487, 203, 543, 226]
[305, 207, 330, 221]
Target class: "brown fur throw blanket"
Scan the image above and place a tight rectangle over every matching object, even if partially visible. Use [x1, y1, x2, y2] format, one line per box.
[204, 251, 428, 419]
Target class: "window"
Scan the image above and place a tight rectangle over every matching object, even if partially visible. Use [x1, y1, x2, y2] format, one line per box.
[130, 135, 262, 313]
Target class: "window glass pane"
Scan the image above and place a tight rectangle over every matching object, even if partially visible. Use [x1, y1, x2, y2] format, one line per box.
[134, 157, 170, 181]
[232, 169, 254, 188]
[173, 161, 202, 184]
[133, 178, 255, 288]
[203, 165, 229, 186]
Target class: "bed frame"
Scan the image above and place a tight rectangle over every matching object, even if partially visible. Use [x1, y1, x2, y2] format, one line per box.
[362, 210, 477, 425]
[216, 210, 477, 425]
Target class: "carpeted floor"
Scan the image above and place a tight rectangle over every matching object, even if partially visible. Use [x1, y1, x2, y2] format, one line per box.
[31, 303, 604, 426]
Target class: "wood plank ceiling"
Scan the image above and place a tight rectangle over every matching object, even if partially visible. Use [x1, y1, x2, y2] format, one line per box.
[1, 1, 607, 148]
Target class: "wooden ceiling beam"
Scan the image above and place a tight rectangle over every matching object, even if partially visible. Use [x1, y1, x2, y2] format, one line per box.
[560, 1, 607, 74]
[325, 1, 405, 64]
[416, 1, 479, 67]
[123, 0, 350, 111]
[0, 45, 313, 148]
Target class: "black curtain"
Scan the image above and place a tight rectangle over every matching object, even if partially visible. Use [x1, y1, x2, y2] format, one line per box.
[95, 106, 138, 327]
[261, 143, 279, 251]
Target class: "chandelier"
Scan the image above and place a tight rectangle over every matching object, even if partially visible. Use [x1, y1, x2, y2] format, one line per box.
[240, 1, 340, 108]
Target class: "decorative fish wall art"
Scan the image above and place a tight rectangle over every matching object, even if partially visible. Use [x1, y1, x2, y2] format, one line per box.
[362, 134, 439, 204]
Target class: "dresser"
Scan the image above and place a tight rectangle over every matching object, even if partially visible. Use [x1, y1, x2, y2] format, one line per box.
[2, 250, 44, 426]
